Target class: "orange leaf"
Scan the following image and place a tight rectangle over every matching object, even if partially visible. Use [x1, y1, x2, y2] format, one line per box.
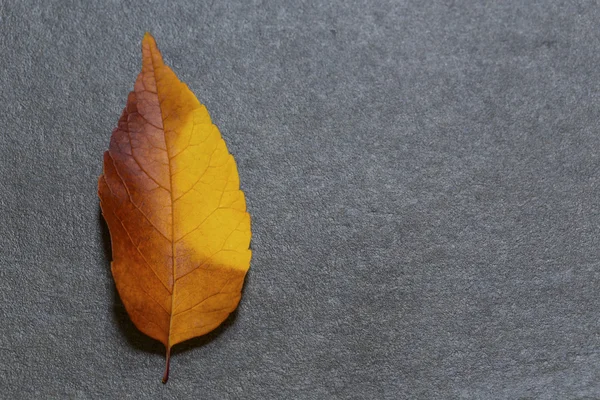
[98, 33, 251, 383]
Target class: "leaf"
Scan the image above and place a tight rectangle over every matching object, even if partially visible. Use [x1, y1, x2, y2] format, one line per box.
[98, 33, 251, 383]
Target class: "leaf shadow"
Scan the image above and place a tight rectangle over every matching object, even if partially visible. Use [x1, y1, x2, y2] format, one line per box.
[98, 205, 246, 359]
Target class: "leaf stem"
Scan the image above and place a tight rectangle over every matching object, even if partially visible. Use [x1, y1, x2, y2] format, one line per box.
[162, 347, 171, 384]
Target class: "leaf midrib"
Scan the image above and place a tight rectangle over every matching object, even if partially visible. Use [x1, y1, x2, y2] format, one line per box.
[148, 46, 177, 350]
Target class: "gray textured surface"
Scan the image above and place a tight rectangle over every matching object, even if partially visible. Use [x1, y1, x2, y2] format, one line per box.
[2, 0, 600, 398]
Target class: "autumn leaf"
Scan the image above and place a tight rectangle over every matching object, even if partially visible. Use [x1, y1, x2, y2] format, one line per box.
[98, 33, 251, 383]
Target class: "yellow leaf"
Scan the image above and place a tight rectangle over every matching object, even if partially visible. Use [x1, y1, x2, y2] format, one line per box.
[98, 33, 251, 383]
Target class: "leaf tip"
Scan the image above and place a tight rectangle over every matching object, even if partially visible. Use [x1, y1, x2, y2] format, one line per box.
[141, 32, 163, 67]
[142, 32, 157, 48]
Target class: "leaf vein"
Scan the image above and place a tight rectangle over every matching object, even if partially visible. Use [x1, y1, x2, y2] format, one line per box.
[109, 157, 171, 243]
[101, 175, 172, 293]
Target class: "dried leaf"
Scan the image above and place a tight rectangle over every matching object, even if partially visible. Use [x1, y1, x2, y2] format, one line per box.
[98, 33, 251, 383]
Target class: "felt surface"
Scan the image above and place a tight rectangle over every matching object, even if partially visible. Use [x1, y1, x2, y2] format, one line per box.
[2, 1, 600, 398]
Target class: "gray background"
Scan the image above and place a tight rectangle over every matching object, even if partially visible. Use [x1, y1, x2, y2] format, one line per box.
[1, 0, 600, 398]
